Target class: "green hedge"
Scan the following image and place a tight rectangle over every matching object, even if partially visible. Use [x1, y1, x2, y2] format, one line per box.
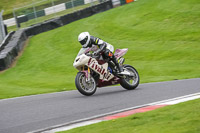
[65, 0, 84, 9]
[26, 10, 46, 20]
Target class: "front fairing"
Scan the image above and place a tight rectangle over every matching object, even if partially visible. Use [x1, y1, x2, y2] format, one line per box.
[73, 47, 93, 70]
[76, 48, 88, 57]
[73, 46, 115, 81]
[73, 46, 99, 69]
[73, 54, 90, 70]
[75, 45, 98, 58]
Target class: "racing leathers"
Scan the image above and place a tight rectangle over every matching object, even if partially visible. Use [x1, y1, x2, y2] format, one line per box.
[87, 36, 122, 74]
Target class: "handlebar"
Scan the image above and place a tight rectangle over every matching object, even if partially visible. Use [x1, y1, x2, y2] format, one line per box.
[85, 53, 100, 59]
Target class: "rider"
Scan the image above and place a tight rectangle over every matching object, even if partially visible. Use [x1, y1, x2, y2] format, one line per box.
[78, 32, 125, 75]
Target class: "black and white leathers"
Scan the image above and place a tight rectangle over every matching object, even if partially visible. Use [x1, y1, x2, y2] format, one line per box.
[88, 36, 122, 73]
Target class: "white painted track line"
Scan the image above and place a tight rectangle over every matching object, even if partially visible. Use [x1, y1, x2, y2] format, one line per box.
[43, 92, 200, 133]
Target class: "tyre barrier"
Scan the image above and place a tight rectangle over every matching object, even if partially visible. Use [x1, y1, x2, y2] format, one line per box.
[0, 30, 27, 70]
[0, 1, 113, 71]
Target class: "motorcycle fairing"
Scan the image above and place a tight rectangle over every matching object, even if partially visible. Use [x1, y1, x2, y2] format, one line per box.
[87, 57, 114, 81]
[73, 54, 115, 81]
[73, 54, 90, 71]
[97, 77, 121, 87]
[73, 47, 129, 82]
[114, 48, 128, 59]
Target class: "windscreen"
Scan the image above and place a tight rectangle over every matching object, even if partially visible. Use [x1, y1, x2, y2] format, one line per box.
[76, 45, 98, 57]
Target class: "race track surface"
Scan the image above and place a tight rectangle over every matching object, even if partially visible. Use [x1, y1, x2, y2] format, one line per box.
[0, 78, 200, 133]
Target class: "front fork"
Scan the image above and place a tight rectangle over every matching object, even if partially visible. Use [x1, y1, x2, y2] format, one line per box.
[81, 66, 91, 82]
[87, 67, 91, 82]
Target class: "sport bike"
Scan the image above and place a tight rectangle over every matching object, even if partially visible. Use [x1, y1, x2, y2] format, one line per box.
[73, 46, 139, 96]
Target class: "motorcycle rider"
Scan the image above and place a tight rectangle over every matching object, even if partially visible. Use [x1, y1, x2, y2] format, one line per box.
[78, 32, 125, 75]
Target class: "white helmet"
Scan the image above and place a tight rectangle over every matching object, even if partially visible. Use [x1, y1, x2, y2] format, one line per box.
[78, 32, 91, 48]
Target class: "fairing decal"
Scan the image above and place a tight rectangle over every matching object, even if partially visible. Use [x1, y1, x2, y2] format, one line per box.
[87, 57, 114, 81]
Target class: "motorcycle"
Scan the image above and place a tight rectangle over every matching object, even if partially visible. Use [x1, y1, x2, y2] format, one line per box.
[73, 45, 139, 96]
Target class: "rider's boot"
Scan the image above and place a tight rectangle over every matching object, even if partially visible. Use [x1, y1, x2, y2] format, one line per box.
[116, 63, 130, 75]
[113, 56, 129, 75]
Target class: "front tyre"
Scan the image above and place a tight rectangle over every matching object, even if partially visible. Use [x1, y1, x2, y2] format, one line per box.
[75, 72, 97, 96]
[120, 65, 140, 90]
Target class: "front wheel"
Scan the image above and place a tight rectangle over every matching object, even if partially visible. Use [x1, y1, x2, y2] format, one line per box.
[75, 72, 97, 96]
[120, 65, 140, 90]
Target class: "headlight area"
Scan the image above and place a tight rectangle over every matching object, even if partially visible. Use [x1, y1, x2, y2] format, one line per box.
[76, 58, 80, 62]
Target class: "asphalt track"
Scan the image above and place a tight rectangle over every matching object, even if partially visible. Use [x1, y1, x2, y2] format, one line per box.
[0, 78, 200, 133]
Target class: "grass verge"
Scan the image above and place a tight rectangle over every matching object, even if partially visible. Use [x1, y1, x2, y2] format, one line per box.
[7, 2, 99, 32]
[0, 0, 200, 99]
[1, 0, 72, 19]
[58, 98, 200, 133]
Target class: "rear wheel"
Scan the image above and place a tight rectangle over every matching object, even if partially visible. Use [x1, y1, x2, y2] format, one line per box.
[75, 72, 97, 96]
[120, 65, 139, 90]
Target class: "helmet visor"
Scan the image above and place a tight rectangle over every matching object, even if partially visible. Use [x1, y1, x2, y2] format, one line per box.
[80, 36, 88, 46]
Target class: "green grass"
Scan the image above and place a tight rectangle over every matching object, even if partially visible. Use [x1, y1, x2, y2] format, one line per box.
[0, 0, 200, 99]
[0, 0, 47, 19]
[8, 2, 99, 32]
[0, 0, 32, 14]
[58, 98, 200, 133]
[0, 0, 71, 19]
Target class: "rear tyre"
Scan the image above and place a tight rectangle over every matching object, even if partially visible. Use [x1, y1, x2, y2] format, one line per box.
[75, 72, 97, 96]
[120, 64, 139, 90]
